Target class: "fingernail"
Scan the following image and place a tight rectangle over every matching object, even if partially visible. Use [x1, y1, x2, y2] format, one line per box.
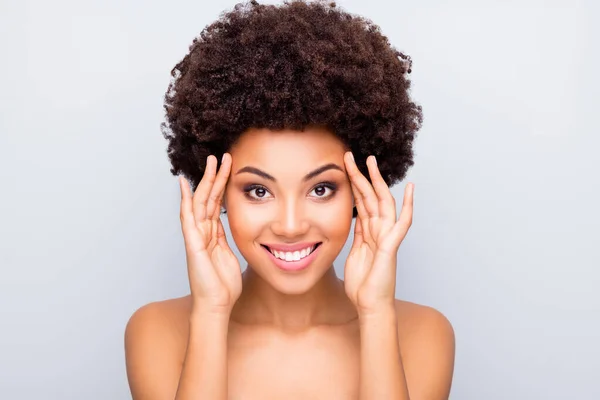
[349, 152, 354, 161]
[372, 156, 377, 166]
[221, 153, 226, 163]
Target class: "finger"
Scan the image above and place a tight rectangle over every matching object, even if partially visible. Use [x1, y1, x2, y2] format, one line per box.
[193, 155, 218, 223]
[366, 156, 396, 221]
[179, 176, 194, 228]
[179, 176, 204, 251]
[390, 183, 414, 244]
[180, 176, 226, 296]
[350, 182, 374, 245]
[350, 181, 367, 222]
[180, 175, 190, 208]
[214, 219, 242, 291]
[206, 153, 232, 220]
[216, 218, 230, 249]
[344, 152, 379, 218]
[212, 153, 232, 218]
[350, 216, 364, 251]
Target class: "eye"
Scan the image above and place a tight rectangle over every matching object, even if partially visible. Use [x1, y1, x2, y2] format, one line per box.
[309, 183, 337, 199]
[244, 184, 272, 200]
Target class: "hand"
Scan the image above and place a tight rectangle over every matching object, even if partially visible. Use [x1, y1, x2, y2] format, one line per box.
[179, 153, 242, 316]
[343, 152, 414, 317]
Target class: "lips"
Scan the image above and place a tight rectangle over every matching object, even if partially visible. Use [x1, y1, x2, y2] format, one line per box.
[260, 242, 323, 272]
[260, 242, 321, 252]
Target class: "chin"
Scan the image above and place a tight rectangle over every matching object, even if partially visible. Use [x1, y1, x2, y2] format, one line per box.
[249, 253, 333, 296]
[266, 273, 324, 295]
[240, 240, 343, 296]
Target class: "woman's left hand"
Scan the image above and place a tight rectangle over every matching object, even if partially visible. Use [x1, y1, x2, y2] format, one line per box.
[343, 152, 414, 317]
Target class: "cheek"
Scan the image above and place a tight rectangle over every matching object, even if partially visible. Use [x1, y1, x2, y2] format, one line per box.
[224, 192, 265, 245]
[311, 195, 353, 241]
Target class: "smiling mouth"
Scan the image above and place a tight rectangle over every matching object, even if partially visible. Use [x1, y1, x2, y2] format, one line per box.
[260, 243, 322, 262]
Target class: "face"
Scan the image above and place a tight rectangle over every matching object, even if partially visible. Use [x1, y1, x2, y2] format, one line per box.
[223, 126, 354, 295]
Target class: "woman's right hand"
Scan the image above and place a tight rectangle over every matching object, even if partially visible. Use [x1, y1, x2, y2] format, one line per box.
[178, 153, 242, 316]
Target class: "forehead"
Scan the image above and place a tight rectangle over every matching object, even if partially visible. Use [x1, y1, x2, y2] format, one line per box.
[229, 127, 347, 174]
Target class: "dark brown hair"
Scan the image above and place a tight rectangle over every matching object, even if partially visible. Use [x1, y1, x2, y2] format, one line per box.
[162, 0, 422, 197]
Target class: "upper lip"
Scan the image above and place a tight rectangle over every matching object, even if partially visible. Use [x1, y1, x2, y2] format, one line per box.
[261, 242, 321, 252]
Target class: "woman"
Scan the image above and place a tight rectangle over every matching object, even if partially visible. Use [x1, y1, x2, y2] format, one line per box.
[125, 1, 455, 399]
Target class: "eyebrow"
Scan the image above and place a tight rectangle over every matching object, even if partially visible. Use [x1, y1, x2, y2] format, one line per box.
[235, 163, 344, 182]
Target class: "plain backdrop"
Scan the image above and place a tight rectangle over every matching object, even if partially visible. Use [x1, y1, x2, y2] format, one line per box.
[1, 0, 599, 398]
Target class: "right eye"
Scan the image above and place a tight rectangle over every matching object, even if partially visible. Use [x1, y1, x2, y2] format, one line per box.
[243, 184, 273, 201]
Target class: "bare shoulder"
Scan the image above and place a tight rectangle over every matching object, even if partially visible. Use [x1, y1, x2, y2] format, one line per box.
[394, 299, 455, 399]
[126, 295, 193, 339]
[124, 296, 193, 399]
[394, 299, 454, 337]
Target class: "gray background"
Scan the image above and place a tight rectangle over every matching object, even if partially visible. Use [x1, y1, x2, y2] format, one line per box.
[1, 0, 598, 398]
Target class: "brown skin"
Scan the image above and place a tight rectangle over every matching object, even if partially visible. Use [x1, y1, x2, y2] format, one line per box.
[226, 127, 357, 325]
[125, 127, 455, 399]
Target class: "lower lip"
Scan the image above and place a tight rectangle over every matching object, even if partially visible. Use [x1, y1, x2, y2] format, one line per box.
[262, 244, 321, 272]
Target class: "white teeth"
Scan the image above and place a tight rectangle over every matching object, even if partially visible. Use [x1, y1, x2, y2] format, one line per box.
[269, 245, 316, 262]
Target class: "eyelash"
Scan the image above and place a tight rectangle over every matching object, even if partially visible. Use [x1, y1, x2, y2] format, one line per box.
[243, 182, 338, 201]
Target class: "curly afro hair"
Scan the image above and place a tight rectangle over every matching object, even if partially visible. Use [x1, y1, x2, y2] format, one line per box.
[161, 0, 423, 196]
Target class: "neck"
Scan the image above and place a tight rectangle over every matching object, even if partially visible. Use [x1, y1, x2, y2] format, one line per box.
[230, 266, 358, 330]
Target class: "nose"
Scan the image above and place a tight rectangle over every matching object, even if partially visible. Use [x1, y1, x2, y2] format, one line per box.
[270, 199, 310, 238]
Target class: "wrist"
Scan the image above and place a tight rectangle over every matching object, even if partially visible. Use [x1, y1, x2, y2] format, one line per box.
[357, 303, 397, 325]
[190, 303, 232, 323]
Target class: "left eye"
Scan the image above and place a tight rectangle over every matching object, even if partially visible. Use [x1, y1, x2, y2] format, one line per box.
[310, 184, 334, 198]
